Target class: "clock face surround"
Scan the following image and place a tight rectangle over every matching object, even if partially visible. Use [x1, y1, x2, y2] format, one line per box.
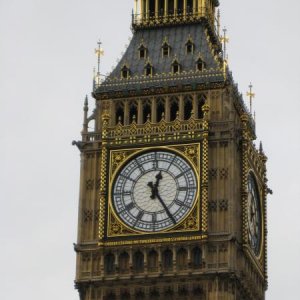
[112, 150, 198, 233]
[247, 172, 262, 256]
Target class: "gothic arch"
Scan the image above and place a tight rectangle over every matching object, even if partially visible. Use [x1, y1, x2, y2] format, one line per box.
[177, 248, 188, 270]
[129, 100, 138, 124]
[184, 95, 193, 120]
[143, 99, 152, 123]
[156, 97, 165, 122]
[133, 250, 144, 273]
[162, 249, 173, 271]
[170, 97, 179, 121]
[119, 251, 130, 274]
[115, 101, 124, 125]
[192, 246, 202, 268]
[104, 253, 115, 274]
[148, 249, 158, 272]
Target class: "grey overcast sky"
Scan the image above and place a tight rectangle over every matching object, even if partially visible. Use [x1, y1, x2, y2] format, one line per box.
[0, 0, 299, 299]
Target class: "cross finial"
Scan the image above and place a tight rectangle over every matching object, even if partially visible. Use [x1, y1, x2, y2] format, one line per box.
[246, 82, 255, 115]
[94, 39, 104, 89]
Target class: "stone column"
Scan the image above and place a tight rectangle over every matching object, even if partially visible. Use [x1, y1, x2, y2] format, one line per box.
[174, 0, 178, 15]
[124, 101, 129, 125]
[179, 95, 184, 120]
[165, 96, 170, 121]
[155, 0, 159, 17]
[138, 99, 143, 124]
[151, 97, 156, 123]
[146, 0, 149, 19]
[164, 0, 168, 16]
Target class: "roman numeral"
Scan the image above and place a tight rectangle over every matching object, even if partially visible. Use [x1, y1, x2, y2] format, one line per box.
[125, 202, 135, 211]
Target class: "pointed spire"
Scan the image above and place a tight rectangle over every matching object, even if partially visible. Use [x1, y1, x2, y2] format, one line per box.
[83, 95, 89, 133]
[259, 141, 263, 154]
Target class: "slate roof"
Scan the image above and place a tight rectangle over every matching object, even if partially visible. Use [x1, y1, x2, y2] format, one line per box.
[95, 22, 224, 95]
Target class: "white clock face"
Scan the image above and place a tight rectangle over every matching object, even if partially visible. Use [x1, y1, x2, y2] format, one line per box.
[247, 173, 262, 255]
[112, 150, 198, 232]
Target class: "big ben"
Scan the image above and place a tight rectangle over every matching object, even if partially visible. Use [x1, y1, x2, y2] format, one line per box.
[73, 1, 269, 299]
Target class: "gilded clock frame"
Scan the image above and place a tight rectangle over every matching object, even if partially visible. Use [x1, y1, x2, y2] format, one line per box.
[107, 143, 203, 239]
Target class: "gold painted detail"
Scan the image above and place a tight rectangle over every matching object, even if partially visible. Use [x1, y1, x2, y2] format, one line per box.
[106, 117, 204, 146]
[101, 235, 207, 247]
[107, 143, 202, 239]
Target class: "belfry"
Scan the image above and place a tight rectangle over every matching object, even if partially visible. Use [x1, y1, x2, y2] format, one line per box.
[73, 1, 269, 299]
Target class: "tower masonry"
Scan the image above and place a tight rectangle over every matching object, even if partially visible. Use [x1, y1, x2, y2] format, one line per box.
[73, 1, 270, 299]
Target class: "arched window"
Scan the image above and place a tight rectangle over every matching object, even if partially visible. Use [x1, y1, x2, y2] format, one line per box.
[149, 0, 155, 17]
[143, 101, 151, 123]
[156, 98, 165, 122]
[170, 97, 179, 121]
[119, 252, 130, 274]
[148, 250, 158, 272]
[162, 42, 170, 57]
[168, 0, 174, 15]
[177, 0, 184, 14]
[192, 247, 202, 268]
[184, 96, 193, 120]
[139, 45, 147, 59]
[162, 249, 173, 271]
[187, 0, 193, 14]
[133, 251, 144, 273]
[196, 58, 206, 71]
[158, 0, 165, 16]
[129, 101, 138, 123]
[198, 95, 206, 119]
[172, 59, 180, 74]
[121, 65, 130, 79]
[116, 102, 124, 125]
[145, 63, 153, 76]
[186, 40, 194, 54]
[176, 248, 187, 270]
[104, 253, 115, 274]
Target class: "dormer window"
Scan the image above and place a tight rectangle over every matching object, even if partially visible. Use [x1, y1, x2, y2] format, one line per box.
[121, 65, 130, 79]
[172, 59, 181, 74]
[139, 45, 147, 59]
[196, 58, 206, 71]
[145, 63, 153, 76]
[186, 40, 194, 54]
[162, 42, 170, 57]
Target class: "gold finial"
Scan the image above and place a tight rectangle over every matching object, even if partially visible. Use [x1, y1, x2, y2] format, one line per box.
[94, 40, 104, 89]
[246, 83, 255, 115]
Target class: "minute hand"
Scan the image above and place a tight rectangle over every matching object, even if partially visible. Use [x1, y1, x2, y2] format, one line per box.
[156, 192, 176, 225]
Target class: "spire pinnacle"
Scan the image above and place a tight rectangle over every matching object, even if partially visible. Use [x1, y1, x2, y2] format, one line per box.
[220, 27, 229, 61]
[246, 83, 255, 115]
[94, 40, 105, 90]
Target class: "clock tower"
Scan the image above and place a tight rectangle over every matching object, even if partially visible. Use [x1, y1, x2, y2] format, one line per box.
[73, 1, 269, 299]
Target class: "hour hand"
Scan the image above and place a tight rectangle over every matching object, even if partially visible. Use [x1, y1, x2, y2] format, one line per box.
[147, 181, 156, 199]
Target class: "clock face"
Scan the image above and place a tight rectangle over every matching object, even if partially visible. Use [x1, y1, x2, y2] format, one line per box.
[112, 150, 198, 232]
[247, 172, 262, 256]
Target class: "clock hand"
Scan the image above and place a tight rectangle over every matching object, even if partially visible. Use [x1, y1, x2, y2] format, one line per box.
[156, 192, 176, 225]
[147, 181, 156, 199]
[147, 171, 162, 200]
